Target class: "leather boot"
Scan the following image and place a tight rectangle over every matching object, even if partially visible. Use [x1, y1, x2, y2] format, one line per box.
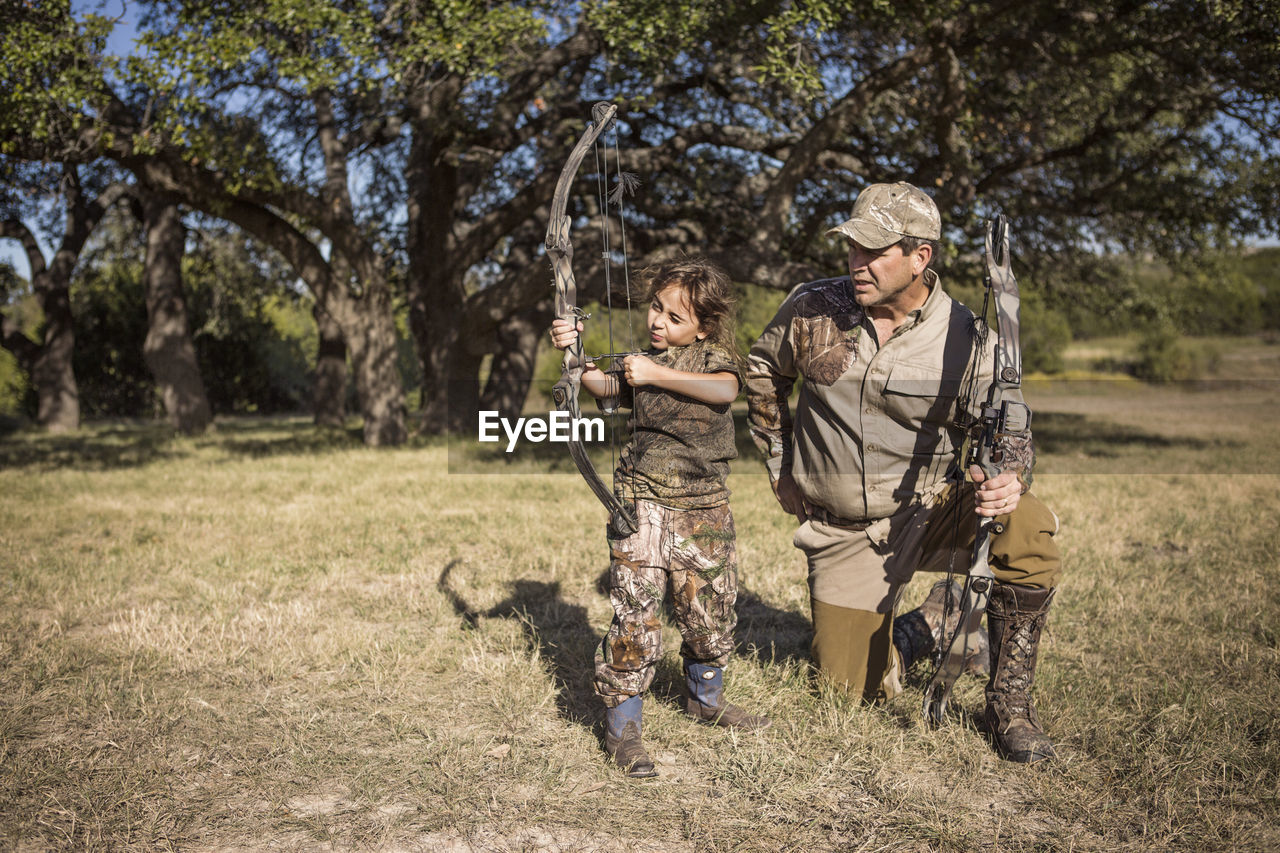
[604, 695, 657, 778]
[893, 579, 989, 675]
[684, 662, 771, 730]
[984, 583, 1057, 764]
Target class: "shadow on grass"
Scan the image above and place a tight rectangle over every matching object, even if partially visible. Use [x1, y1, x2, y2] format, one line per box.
[435, 557, 816, 744]
[0, 421, 185, 470]
[734, 587, 813, 670]
[438, 559, 603, 728]
[211, 419, 369, 457]
[0, 417, 372, 471]
[1030, 411, 1225, 459]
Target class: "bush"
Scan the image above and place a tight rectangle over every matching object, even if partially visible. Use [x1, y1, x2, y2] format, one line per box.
[1021, 297, 1071, 375]
[1132, 326, 1221, 382]
[0, 347, 28, 418]
[735, 281, 789, 356]
[72, 260, 158, 417]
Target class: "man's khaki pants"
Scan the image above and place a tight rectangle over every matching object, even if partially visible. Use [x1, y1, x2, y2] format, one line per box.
[794, 481, 1061, 702]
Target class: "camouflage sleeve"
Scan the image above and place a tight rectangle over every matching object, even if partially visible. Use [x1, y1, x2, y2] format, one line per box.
[594, 369, 633, 413]
[745, 294, 800, 482]
[961, 392, 1037, 489]
[700, 343, 744, 392]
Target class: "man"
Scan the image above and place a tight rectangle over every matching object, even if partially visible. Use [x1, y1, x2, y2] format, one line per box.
[745, 182, 1062, 763]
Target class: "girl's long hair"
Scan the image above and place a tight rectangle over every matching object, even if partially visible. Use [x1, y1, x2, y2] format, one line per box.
[640, 257, 742, 367]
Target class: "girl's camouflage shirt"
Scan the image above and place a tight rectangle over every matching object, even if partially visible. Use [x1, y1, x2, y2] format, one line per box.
[610, 339, 742, 510]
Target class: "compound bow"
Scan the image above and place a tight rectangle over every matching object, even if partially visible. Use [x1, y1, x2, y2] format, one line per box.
[923, 214, 1030, 725]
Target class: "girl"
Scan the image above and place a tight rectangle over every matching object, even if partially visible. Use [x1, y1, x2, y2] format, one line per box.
[550, 257, 770, 779]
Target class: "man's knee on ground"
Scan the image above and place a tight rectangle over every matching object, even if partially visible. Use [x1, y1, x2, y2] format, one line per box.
[810, 599, 898, 702]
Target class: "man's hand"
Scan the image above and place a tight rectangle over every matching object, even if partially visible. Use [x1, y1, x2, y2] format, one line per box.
[970, 464, 1022, 517]
[771, 472, 808, 521]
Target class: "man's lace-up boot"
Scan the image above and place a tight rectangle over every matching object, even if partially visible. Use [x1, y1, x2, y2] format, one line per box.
[984, 582, 1057, 764]
[893, 579, 989, 675]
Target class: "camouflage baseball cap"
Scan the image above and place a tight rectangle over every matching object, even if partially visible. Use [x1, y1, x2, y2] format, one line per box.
[826, 182, 941, 249]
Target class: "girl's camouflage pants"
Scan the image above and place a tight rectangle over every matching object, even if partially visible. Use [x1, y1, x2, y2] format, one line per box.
[594, 499, 739, 708]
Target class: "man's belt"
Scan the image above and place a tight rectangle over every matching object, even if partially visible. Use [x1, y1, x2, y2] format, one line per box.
[806, 505, 871, 531]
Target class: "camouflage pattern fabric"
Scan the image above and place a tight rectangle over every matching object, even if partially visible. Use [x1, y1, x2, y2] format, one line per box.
[614, 339, 742, 510]
[595, 500, 739, 706]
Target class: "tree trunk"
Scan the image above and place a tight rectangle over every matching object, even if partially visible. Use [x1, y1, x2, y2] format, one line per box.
[30, 272, 79, 432]
[312, 300, 347, 428]
[2, 171, 132, 431]
[479, 302, 548, 421]
[128, 96, 408, 446]
[404, 99, 477, 434]
[141, 196, 212, 434]
[415, 307, 479, 433]
[334, 282, 406, 446]
[312, 90, 405, 446]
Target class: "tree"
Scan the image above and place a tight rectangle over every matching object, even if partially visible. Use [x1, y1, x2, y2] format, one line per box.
[68, 207, 318, 419]
[4, 0, 1277, 438]
[0, 162, 133, 431]
[0, 1, 406, 443]
[139, 189, 211, 434]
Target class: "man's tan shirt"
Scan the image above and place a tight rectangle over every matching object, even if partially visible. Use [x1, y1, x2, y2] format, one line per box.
[745, 271, 1033, 523]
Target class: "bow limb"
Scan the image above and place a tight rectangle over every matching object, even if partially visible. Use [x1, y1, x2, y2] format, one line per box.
[924, 214, 1029, 725]
[546, 103, 638, 538]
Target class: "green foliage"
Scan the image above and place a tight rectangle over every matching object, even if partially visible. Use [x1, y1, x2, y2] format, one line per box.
[187, 287, 315, 415]
[0, 263, 42, 348]
[398, 1, 547, 75]
[1136, 259, 1263, 336]
[181, 236, 316, 415]
[589, 1, 770, 71]
[1041, 248, 1280, 342]
[1131, 324, 1221, 383]
[71, 257, 157, 417]
[0, 347, 27, 418]
[69, 219, 319, 418]
[917, 263, 1074, 376]
[1021, 296, 1072, 375]
[1240, 247, 1280, 331]
[0, 3, 115, 156]
[749, 0, 848, 97]
[735, 280, 788, 357]
[134, 1, 382, 96]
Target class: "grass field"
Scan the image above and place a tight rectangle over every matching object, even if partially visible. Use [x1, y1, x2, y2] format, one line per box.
[2, 342, 1278, 851]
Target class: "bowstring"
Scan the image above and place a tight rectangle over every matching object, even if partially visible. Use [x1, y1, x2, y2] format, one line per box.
[612, 128, 640, 516]
[593, 123, 640, 516]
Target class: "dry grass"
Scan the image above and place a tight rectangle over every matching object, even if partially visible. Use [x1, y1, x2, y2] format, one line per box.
[1, 365, 1278, 851]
